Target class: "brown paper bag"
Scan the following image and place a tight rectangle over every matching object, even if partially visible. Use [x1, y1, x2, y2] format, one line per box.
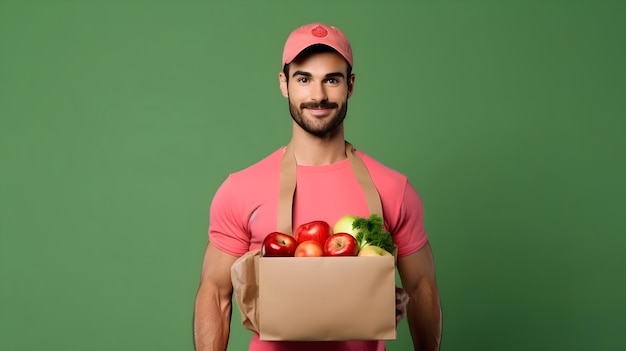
[258, 256, 396, 341]
[230, 250, 261, 333]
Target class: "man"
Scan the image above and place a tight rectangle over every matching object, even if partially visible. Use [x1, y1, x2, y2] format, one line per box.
[193, 22, 442, 351]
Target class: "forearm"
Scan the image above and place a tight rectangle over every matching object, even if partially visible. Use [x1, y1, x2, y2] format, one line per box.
[193, 285, 232, 351]
[406, 278, 442, 351]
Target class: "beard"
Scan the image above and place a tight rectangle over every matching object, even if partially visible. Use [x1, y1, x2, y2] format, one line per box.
[288, 98, 348, 138]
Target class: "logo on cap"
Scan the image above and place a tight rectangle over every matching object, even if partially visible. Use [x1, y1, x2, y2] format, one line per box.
[311, 26, 328, 37]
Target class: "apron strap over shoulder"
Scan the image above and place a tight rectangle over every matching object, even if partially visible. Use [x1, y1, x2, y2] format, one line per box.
[277, 142, 297, 235]
[345, 141, 383, 219]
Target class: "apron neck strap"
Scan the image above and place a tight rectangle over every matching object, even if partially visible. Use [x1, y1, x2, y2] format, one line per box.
[277, 141, 383, 235]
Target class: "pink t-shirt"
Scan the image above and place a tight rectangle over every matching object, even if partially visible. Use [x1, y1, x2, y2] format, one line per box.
[209, 146, 428, 351]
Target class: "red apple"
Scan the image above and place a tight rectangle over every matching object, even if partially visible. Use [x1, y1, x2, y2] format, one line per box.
[324, 233, 359, 256]
[294, 240, 324, 257]
[261, 232, 297, 257]
[295, 220, 331, 246]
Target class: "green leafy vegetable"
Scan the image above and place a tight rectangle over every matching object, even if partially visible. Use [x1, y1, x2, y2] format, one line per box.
[352, 214, 396, 254]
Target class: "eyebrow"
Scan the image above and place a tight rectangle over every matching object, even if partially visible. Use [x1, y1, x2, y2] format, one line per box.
[291, 71, 346, 79]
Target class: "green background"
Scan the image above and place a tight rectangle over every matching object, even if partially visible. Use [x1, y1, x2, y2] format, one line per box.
[1, 1, 624, 350]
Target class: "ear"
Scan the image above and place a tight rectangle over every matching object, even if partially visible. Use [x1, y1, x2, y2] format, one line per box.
[347, 73, 356, 99]
[279, 72, 288, 98]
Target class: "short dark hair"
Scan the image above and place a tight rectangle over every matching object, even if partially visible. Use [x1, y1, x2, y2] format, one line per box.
[282, 44, 353, 81]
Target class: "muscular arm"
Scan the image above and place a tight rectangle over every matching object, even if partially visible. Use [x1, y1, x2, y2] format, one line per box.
[397, 241, 442, 351]
[193, 242, 240, 351]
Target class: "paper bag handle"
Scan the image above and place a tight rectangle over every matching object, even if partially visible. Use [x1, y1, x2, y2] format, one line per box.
[276, 141, 383, 235]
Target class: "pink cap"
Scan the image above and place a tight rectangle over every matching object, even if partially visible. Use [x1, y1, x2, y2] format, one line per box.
[282, 23, 353, 68]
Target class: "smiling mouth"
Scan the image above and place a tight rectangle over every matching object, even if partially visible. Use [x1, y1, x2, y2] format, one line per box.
[306, 108, 333, 117]
[302, 103, 337, 116]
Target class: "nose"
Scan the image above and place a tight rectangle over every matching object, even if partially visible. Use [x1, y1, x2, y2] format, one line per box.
[310, 82, 327, 103]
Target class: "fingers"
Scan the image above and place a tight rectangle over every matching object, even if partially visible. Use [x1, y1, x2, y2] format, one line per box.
[396, 287, 410, 306]
[395, 287, 410, 325]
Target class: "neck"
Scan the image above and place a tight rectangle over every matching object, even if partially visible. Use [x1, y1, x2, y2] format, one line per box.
[290, 125, 346, 166]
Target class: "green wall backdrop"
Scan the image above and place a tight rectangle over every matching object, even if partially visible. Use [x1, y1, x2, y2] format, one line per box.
[1, 1, 624, 350]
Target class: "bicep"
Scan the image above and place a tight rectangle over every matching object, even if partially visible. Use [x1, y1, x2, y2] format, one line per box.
[397, 241, 438, 293]
[199, 242, 240, 294]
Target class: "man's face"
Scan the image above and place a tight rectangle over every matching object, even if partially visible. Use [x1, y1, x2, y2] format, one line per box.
[279, 52, 355, 138]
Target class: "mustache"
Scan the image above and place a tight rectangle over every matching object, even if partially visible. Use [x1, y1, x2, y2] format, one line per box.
[300, 102, 339, 109]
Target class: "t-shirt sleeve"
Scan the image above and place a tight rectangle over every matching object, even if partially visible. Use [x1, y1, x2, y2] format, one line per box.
[392, 180, 429, 257]
[207, 175, 251, 256]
